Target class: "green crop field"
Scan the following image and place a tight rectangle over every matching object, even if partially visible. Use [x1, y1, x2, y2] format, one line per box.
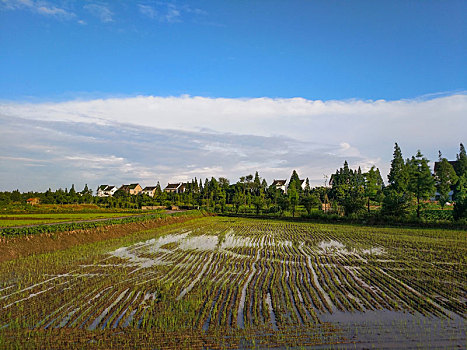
[0, 216, 465, 348]
[0, 212, 138, 228]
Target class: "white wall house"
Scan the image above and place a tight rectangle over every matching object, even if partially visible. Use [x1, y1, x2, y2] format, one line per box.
[142, 186, 158, 197]
[271, 179, 287, 192]
[97, 185, 118, 197]
[164, 182, 187, 194]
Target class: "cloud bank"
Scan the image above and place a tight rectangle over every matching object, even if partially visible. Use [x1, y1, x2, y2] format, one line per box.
[0, 94, 465, 191]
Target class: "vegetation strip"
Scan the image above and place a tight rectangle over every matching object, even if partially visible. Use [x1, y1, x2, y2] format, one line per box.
[0, 211, 207, 263]
[0, 211, 197, 237]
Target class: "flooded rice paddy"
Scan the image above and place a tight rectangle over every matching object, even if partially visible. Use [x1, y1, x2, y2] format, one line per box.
[0, 217, 465, 348]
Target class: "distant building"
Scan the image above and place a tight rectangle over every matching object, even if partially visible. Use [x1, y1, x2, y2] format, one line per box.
[142, 186, 158, 197]
[97, 185, 118, 197]
[164, 182, 186, 194]
[119, 183, 143, 195]
[321, 202, 331, 212]
[26, 197, 40, 205]
[271, 179, 287, 192]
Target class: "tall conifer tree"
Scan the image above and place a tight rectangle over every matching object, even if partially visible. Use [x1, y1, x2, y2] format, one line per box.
[407, 150, 435, 218]
[387, 143, 408, 192]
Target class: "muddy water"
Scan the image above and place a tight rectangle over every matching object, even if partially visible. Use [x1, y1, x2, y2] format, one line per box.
[237, 250, 260, 329]
[265, 292, 278, 331]
[320, 310, 465, 349]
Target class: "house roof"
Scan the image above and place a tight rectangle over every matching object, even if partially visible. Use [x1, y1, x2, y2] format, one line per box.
[120, 183, 140, 191]
[165, 183, 182, 190]
[272, 180, 286, 186]
[143, 186, 157, 191]
[98, 185, 117, 191]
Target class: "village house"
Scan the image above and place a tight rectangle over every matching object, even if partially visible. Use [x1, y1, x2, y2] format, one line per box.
[142, 186, 158, 197]
[26, 197, 40, 205]
[119, 183, 143, 195]
[96, 185, 118, 197]
[164, 182, 186, 194]
[271, 179, 287, 192]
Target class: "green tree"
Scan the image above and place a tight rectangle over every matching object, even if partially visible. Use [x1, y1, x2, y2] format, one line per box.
[381, 189, 412, 217]
[0, 192, 11, 205]
[340, 186, 366, 216]
[245, 174, 253, 194]
[252, 194, 264, 215]
[81, 184, 92, 195]
[387, 143, 409, 192]
[80, 184, 93, 203]
[218, 190, 227, 213]
[11, 189, 21, 202]
[218, 177, 230, 191]
[277, 196, 290, 216]
[288, 182, 299, 217]
[69, 184, 78, 203]
[288, 170, 301, 193]
[453, 175, 467, 220]
[252, 171, 261, 195]
[331, 161, 366, 216]
[435, 153, 458, 208]
[383, 143, 410, 216]
[455, 143, 467, 177]
[155, 182, 162, 196]
[304, 178, 311, 194]
[232, 191, 244, 214]
[261, 178, 268, 192]
[301, 193, 321, 215]
[407, 150, 435, 218]
[364, 166, 384, 213]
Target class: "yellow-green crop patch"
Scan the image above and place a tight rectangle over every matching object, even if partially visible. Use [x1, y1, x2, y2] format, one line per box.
[0, 212, 136, 227]
[0, 217, 465, 349]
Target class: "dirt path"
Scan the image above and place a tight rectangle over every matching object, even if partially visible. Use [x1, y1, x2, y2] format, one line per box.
[0, 210, 185, 229]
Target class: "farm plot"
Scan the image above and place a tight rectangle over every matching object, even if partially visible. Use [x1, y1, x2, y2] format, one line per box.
[0, 212, 135, 228]
[0, 217, 465, 348]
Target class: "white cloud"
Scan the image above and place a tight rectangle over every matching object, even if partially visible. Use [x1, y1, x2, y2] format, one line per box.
[84, 3, 113, 23]
[138, 2, 205, 23]
[164, 4, 180, 23]
[138, 4, 157, 19]
[36, 5, 68, 16]
[2, 93, 465, 149]
[1, 0, 75, 18]
[0, 93, 465, 191]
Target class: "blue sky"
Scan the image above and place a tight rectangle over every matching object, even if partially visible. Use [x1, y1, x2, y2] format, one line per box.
[0, 1, 466, 191]
[1, 0, 465, 101]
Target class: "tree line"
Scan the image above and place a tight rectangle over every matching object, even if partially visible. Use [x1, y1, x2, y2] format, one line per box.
[1, 143, 466, 221]
[330, 143, 466, 220]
